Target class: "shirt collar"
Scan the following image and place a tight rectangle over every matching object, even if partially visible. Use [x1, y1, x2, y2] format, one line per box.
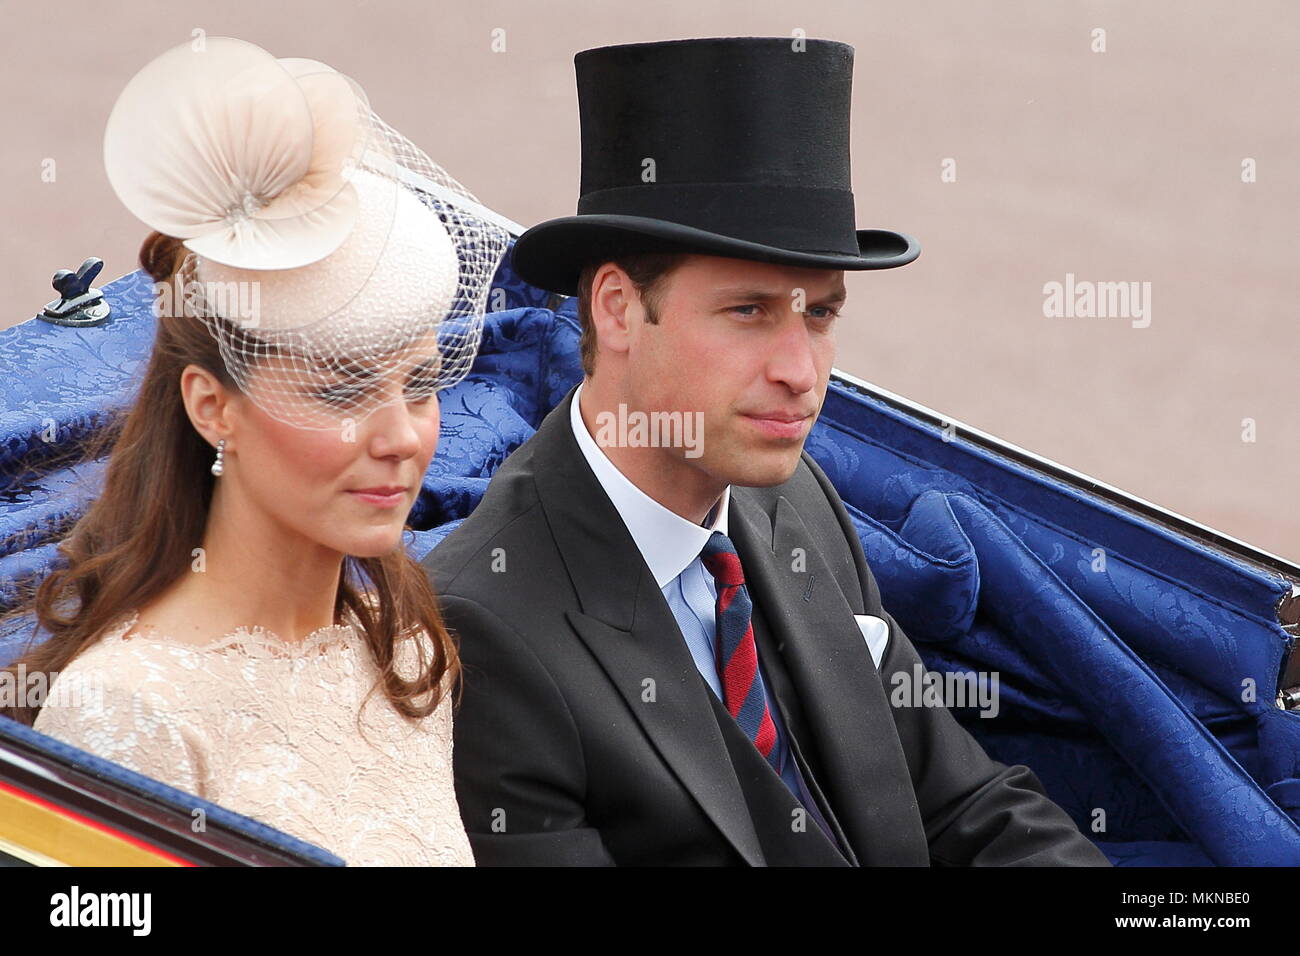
[569, 381, 730, 588]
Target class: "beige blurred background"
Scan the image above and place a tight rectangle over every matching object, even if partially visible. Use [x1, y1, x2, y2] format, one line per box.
[2, 0, 1296, 563]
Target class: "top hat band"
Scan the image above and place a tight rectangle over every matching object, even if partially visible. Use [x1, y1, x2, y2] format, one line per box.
[575, 182, 862, 255]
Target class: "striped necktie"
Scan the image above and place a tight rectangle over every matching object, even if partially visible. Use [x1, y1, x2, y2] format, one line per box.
[700, 530, 781, 773]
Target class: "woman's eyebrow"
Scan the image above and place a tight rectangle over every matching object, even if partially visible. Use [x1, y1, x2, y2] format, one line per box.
[317, 355, 440, 382]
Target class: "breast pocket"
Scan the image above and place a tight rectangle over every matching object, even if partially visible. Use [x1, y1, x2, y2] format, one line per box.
[853, 613, 891, 669]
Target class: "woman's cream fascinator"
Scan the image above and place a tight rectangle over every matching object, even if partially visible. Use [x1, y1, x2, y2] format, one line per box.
[104, 37, 510, 428]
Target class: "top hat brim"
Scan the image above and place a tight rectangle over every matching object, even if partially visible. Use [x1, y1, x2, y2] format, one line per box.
[510, 215, 920, 297]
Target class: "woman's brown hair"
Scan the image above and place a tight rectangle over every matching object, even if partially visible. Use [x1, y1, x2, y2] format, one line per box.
[0, 231, 460, 726]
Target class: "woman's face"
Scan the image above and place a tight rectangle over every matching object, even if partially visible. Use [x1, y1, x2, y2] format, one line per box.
[215, 347, 443, 560]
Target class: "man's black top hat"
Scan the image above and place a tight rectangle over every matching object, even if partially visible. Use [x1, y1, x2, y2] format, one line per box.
[511, 36, 921, 296]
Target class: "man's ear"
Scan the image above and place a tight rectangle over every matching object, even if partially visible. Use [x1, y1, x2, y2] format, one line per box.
[588, 263, 636, 360]
[179, 364, 238, 449]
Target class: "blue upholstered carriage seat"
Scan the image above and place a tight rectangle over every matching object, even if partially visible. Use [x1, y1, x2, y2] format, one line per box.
[2, 242, 1298, 866]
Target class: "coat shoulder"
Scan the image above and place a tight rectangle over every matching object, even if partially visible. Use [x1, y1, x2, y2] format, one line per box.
[420, 446, 551, 602]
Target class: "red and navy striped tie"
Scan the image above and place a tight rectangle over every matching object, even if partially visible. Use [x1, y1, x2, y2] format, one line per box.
[700, 531, 780, 773]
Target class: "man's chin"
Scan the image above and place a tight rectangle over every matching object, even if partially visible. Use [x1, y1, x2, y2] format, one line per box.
[720, 448, 805, 489]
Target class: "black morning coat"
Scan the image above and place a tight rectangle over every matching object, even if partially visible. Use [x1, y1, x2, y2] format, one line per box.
[422, 386, 1111, 866]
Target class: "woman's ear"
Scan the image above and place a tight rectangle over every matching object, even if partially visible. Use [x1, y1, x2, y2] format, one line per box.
[179, 364, 237, 448]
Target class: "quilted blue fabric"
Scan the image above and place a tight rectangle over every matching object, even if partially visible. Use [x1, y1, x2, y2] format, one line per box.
[2, 241, 1298, 866]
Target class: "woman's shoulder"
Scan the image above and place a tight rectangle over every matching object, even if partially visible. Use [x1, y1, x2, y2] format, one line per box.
[55, 600, 451, 716]
[87, 607, 368, 661]
[50, 610, 189, 683]
[31, 611, 213, 790]
[37, 607, 364, 732]
[34, 609, 233, 711]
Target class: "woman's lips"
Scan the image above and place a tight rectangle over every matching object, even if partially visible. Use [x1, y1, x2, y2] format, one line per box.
[347, 487, 407, 508]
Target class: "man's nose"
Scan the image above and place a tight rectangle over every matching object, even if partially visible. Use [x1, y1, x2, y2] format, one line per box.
[766, 317, 820, 394]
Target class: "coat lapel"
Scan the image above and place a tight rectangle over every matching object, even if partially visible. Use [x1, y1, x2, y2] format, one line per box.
[564, 606, 765, 866]
[728, 487, 932, 865]
[531, 388, 766, 866]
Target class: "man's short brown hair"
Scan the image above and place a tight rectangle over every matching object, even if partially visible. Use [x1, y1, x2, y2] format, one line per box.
[574, 251, 687, 376]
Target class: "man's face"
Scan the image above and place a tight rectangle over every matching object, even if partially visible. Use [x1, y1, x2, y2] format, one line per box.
[623, 254, 843, 488]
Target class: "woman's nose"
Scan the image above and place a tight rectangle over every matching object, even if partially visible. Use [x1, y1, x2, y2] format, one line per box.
[365, 397, 425, 459]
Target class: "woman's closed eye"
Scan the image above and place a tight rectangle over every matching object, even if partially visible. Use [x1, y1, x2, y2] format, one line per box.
[314, 381, 370, 409]
[404, 374, 441, 405]
[311, 357, 444, 408]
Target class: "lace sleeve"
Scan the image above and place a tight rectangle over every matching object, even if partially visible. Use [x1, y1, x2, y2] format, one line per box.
[33, 654, 207, 798]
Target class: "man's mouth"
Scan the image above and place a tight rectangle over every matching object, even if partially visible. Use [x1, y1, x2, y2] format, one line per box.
[740, 410, 814, 440]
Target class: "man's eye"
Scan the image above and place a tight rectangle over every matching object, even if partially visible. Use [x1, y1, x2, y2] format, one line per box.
[729, 304, 761, 318]
[807, 306, 841, 322]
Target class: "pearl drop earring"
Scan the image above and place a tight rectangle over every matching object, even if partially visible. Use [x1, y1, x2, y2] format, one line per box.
[211, 438, 226, 477]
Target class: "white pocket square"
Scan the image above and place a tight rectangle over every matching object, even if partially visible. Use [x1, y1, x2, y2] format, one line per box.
[854, 613, 891, 669]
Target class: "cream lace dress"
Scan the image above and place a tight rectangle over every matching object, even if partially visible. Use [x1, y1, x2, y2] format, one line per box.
[32, 608, 474, 866]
